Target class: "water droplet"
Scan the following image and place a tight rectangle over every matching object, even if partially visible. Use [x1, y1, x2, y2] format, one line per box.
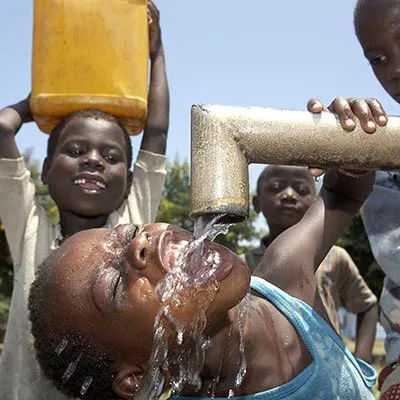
[80, 376, 93, 396]
[61, 353, 82, 383]
[177, 330, 184, 345]
[55, 338, 68, 355]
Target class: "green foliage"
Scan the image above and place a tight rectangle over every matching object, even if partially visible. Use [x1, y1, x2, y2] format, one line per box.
[337, 215, 385, 299]
[156, 157, 262, 254]
[0, 294, 10, 325]
[156, 158, 193, 231]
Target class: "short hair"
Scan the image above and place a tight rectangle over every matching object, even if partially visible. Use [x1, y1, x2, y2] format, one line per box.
[28, 252, 119, 399]
[354, 0, 399, 37]
[256, 165, 315, 196]
[47, 109, 133, 169]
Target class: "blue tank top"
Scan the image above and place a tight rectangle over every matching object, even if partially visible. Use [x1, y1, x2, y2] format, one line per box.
[172, 276, 376, 399]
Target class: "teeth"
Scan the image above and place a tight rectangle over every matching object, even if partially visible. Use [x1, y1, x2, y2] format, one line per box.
[73, 178, 106, 189]
[95, 181, 106, 189]
[206, 251, 220, 264]
[74, 179, 85, 186]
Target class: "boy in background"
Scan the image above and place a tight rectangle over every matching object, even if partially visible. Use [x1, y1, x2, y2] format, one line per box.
[245, 165, 378, 363]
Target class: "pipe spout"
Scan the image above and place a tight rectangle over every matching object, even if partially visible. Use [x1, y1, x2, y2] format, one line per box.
[190, 104, 400, 223]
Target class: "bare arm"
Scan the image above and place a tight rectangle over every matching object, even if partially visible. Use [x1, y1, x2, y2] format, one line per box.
[254, 170, 375, 306]
[0, 96, 32, 159]
[140, 1, 170, 155]
[335, 247, 378, 363]
[354, 304, 378, 363]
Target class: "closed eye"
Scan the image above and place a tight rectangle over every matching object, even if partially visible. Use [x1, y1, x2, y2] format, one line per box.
[112, 271, 122, 301]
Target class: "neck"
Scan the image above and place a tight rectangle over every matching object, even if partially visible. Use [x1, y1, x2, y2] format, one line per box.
[266, 224, 287, 242]
[59, 211, 109, 239]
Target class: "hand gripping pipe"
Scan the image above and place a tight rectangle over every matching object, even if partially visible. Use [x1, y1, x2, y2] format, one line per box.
[190, 104, 400, 222]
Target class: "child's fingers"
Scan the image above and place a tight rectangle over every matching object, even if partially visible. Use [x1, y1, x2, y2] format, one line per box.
[148, 1, 160, 23]
[348, 98, 377, 134]
[307, 98, 326, 114]
[328, 97, 356, 131]
[366, 98, 388, 127]
[308, 167, 325, 178]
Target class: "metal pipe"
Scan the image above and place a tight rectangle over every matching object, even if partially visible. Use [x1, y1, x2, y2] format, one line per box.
[190, 104, 400, 222]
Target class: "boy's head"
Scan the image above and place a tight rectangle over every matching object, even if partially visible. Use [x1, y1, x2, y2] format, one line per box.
[354, 0, 400, 103]
[41, 109, 133, 218]
[28, 223, 250, 399]
[253, 165, 316, 231]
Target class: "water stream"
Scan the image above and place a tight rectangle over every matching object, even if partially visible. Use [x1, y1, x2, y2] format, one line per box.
[138, 216, 249, 399]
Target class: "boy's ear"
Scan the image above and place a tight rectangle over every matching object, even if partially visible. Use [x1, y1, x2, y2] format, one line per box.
[252, 195, 261, 214]
[125, 171, 133, 199]
[41, 157, 51, 185]
[112, 366, 143, 399]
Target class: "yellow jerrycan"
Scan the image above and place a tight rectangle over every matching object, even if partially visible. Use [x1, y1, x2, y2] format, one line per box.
[31, 0, 149, 135]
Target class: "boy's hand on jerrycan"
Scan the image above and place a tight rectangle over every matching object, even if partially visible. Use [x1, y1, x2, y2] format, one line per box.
[148, 1, 162, 60]
[306, 97, 389, 178]
[19, 94, 33, 124]
[0, 94, 32, 136]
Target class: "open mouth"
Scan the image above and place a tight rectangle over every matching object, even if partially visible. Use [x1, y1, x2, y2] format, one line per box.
[158, 230, 190, 273]
[73, 178, 106, 193]
[159, 230, 233, 283]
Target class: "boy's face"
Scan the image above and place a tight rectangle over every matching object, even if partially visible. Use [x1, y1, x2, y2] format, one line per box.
[42, 117, 131, 218]
[253, 166, 315, 231]
[43, 224, 250, 382]
[357, 3, 400, 103]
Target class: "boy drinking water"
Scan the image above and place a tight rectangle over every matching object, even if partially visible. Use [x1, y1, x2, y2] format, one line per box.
[28, 166, 377, 399]
[0, 2, 169, 399]
[245, 165, 378, 363]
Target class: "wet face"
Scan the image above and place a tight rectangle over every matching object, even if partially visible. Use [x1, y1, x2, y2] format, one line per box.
[42, 117, 131, 217]
[253, 166, 315, 230]
[356, 2, 400, 103]
[44, 223, 250, 374]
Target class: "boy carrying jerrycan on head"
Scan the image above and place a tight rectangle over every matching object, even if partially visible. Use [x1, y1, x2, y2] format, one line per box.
[0, 1, 170, 399]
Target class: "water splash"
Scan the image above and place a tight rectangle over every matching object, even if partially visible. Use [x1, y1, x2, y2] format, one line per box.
[61, 352, 82, 383]
[80, 376, 93, 396]
[135, 310, 169, 400]
[55, 338, 68, 356]
[135, 217, 233, 399]
[234, 293, 251, 389]
[194, 214, 231, 241]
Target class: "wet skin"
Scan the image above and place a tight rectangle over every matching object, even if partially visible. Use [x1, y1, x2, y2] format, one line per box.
[253, 166, 315, 237]
[42, 223, 315, 398]
[42, 117, 132, 222]
[357, 3, 400, 104]
[44, 223, 251, 376]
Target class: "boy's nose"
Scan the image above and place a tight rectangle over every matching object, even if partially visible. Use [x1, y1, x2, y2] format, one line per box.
[126, 228, 154, 270]
[280, 187, 297, 202]
[81, 150, 105, 171]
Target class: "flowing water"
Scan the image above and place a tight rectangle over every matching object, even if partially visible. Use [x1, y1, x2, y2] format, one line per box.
[95, 219, 249, 399]
[134, 215, 250, 399]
